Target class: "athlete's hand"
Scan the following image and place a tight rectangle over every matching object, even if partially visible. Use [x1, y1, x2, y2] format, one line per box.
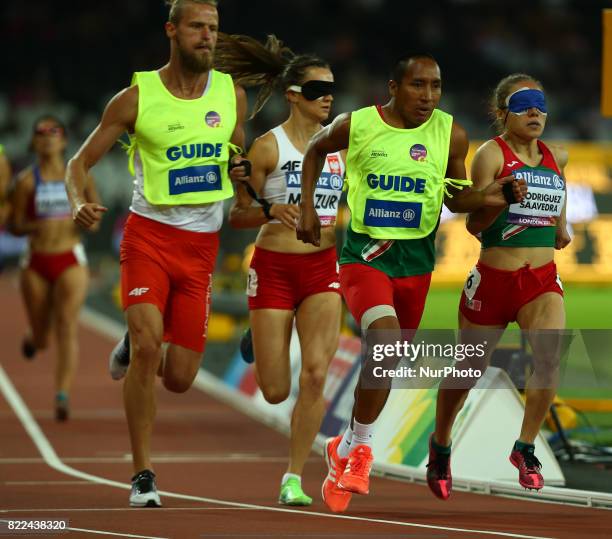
[270, 203, 300, 229]
[229, 155, 251, 182]
[296, 203, 321, 246]
[73, 202, 107, 230]
[555, 226, 571, 250]
[482, 175, 527, 207]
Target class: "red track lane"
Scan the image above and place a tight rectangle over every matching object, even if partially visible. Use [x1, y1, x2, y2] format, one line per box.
[1, 273, 611, 539]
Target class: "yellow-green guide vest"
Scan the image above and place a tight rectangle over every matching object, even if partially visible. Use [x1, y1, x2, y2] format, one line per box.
[128, 70, 237, 205]
[346, 106, 468, 239]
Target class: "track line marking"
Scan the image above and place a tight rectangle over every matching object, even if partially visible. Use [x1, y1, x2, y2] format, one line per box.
[0, 364, 555, 539]
[67, 527, 168, 539]
[0, 455, 306, 464]
[0, 519, 166, 539]
[5, 481, 93, 486]
[1, 507, 257, 513]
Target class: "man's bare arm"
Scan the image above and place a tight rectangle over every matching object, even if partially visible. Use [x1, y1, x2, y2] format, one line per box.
[443, 122, 482, 213]
[301, 113, 350, 207]
[296, 113, 350, 246]
[230, 84, 247, 152]
[444, 122, 526, 214]
[66, 85, 138, 229]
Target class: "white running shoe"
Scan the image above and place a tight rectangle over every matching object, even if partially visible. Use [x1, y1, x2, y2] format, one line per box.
[109, 334, 130, 381]
[129, 469, 162, 507]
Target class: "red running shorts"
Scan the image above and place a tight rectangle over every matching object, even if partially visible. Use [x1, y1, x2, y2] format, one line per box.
[120, 213, 218, 353]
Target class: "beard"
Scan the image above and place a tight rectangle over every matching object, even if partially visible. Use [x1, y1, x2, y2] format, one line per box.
[176, 36, 213, 73]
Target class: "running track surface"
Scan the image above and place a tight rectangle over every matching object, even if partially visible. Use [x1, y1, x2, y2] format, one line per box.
[0, 274, 611, 539]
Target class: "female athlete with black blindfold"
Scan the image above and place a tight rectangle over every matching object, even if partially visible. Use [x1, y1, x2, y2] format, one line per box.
[215, 34, 344, 506]
[428, 74, 570, 500]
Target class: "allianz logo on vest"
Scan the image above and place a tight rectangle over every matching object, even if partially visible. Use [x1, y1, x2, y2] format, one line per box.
[366, 174, 426, 193]
[364, 199, 422, 228]
[169, 165, 222, 195]
[166, 143, 223, 161]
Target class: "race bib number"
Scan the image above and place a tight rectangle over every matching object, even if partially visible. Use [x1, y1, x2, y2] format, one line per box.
[463, 266, 482, 301]
[246, 268, 258, 297]
[35, 183, 72, 218]
[507, 166, 565, 227]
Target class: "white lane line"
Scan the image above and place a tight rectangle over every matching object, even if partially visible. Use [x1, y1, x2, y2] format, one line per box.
[67, 528, 168, 539]
[0, 456, 307, 464]
[0, 364, 556, 539]
[1, 507, 255, 513]
[0, 519, 166, 539]
[6, 481, 93, 486]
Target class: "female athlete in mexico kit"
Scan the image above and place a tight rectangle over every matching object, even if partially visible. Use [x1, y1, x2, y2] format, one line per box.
[428, 74, 570, 499]
[217, 33, 344, 506]
[11, 116, 100, 421]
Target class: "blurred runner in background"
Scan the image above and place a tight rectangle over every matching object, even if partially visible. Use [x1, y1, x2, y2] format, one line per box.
[11, 115, 99, 422]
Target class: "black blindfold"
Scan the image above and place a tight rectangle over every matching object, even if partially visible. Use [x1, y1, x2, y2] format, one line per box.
[288, 80, 335, 100]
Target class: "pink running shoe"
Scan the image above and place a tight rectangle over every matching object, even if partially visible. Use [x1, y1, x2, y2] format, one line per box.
[510, 445, 544, 490]
[426, 434, 452, 500]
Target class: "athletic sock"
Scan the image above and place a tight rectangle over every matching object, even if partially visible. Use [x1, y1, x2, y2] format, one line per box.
[431, 436, 451, 455]
[514, 440, 535, 453]
[337, 426, 353, 459]
[282, 472, 301, 485]
[349, 419, 374, 451]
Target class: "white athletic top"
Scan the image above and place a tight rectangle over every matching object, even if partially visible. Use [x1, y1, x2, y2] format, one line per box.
[260, 125, 345, 226]
[130, 150, 223, 232]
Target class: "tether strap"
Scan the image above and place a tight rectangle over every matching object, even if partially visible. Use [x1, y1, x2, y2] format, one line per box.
[443, 177, 473, 198]
[229, 144, 273, 219]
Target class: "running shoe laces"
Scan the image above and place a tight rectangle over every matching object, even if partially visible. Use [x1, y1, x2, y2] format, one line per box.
[131, 469, 156, 493]
[426, 453, 450, 479]
[349, 446, 373, 478]
[522, 450, 542, 473]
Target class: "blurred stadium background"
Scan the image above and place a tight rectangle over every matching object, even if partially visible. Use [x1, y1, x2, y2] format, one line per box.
[1, 0, 611, 467]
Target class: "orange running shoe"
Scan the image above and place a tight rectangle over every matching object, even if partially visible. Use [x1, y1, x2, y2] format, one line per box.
[321, 436, 352, 513]
[338, 444, 373, 495]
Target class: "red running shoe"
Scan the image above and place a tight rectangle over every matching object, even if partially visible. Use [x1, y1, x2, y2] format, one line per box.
[321, 436, 352, 513]
[426, 434, 452, 500]
[510, 445, 544, 490]
[338, 445, 373, 495]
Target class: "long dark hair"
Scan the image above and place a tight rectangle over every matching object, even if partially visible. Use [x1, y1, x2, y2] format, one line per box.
[214, 33, 329, 118]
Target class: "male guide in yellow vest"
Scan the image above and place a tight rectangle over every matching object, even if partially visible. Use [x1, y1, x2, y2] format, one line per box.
[346, 106, 466, 240]
[129, 70, 237, 205]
